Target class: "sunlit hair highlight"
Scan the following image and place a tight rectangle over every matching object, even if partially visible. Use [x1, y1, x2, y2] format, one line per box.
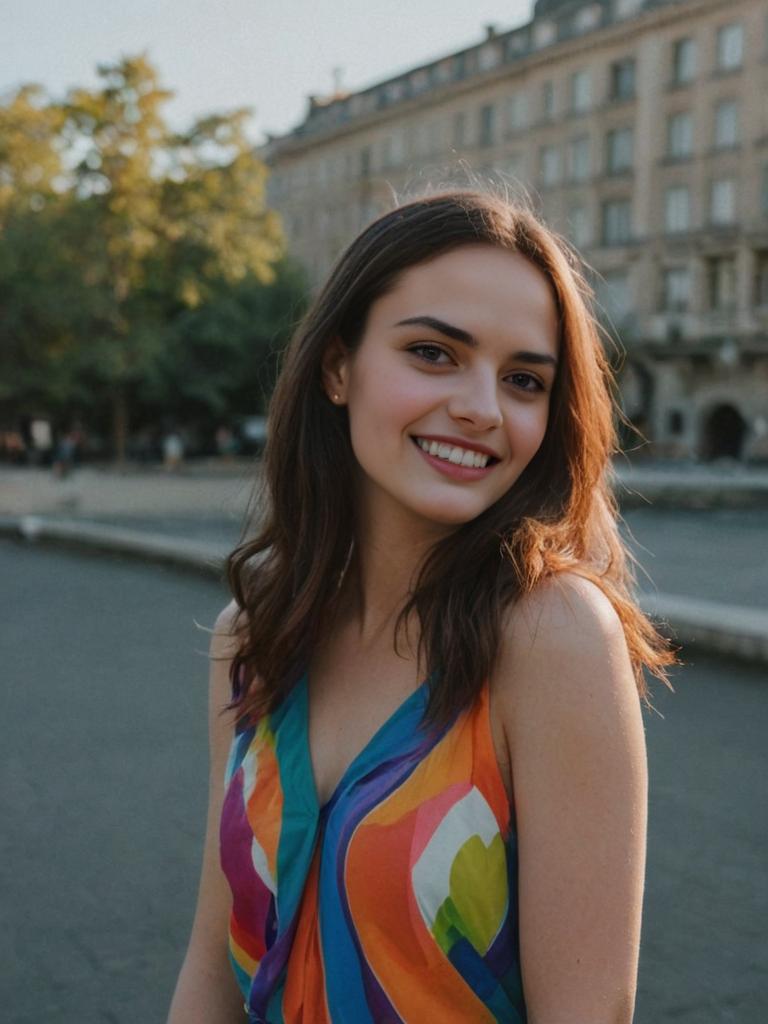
[225, 188, 675, 727]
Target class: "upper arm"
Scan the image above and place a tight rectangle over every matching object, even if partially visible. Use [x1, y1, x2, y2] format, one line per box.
[167, 599, 245, 1021]
[498, 575, 648, 1024]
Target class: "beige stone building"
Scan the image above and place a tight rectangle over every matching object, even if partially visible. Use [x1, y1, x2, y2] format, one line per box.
[261, 0, 768, 461]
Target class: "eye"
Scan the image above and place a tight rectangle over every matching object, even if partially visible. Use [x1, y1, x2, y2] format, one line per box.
[507, 371, 544, 392]
[408, 343, 453, 364]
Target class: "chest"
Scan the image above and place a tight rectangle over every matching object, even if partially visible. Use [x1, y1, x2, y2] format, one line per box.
[306, 642, 513, 809]
[306, 644, 424, 807]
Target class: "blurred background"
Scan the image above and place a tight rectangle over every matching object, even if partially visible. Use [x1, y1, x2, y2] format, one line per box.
[1, 1, 766, 1021]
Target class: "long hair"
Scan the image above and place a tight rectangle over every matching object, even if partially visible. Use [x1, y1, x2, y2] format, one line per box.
[225, 189, 675, 726]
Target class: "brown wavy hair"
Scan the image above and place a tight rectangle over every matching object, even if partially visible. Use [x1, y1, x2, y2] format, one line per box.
[225, 188, 675, 726]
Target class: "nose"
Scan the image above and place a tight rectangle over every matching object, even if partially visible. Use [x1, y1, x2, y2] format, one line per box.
[447, 367, 503, 432]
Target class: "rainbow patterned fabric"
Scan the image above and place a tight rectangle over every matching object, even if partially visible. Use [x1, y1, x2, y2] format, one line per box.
[220, 669, 527, 1023]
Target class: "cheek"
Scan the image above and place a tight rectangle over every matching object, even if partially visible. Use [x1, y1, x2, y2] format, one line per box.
[348, 360, 434, 441]
[508, 400, 551, 456]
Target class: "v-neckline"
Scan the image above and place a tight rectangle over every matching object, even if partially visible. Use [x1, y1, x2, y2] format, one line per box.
[300, 669, 434, 813]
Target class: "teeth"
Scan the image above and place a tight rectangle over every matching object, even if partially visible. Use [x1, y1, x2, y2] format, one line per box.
[415, 437, 490, 468]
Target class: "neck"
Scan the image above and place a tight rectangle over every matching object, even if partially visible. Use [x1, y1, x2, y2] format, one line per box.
[337, 484, 456, 653]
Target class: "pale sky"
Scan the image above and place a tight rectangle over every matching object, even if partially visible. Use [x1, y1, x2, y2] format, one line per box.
[2, 0, 532, 143]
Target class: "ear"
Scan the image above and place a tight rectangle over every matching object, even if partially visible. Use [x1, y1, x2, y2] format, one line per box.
[320, 335, 351, 404]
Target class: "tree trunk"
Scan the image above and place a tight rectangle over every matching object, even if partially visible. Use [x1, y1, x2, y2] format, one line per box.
[113, 386, 128, 467]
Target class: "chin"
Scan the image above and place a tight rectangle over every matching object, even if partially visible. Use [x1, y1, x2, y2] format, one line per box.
[410, 497, 493, 528]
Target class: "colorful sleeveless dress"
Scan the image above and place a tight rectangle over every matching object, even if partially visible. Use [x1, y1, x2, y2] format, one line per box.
[220, 669, 527, 1023]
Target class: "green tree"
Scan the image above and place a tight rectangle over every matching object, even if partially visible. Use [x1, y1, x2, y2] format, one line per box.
[0, 56, 298, 457]
[60, 54, 284, 460]
[0, 84, 65, 223]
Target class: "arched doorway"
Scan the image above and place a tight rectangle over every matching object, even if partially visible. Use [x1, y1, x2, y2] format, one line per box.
[700, 404, 747, 461]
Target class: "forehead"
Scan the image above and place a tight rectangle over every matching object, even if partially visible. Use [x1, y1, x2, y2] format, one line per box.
[369, 243, 559, 353]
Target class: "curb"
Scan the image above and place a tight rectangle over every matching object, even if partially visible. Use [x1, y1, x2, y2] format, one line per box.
[638, 592, 768, 666]
[614, 471, 768, 510]
[2, 514, 767, 667]
[0, 515, 227, 577]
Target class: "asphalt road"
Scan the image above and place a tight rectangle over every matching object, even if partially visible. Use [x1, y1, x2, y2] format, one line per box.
[1, 540, 766, 1023]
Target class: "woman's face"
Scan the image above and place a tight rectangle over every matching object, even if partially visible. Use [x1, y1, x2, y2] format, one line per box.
[323, 243, 560, 534]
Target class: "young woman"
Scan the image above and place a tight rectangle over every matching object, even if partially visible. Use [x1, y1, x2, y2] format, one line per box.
[168, 190, 673, 1024]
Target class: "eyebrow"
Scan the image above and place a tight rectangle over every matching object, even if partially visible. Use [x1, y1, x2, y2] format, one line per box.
[393, 315, 558, 369]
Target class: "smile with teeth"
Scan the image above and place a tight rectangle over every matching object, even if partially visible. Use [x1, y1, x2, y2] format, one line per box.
[413, 437, 495, 469]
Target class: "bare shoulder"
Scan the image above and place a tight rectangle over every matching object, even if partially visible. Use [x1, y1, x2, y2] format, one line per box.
[207, 599, 245, 730]
[493, 572, 640, 749]
[211, 598, 243, 660]
[506, 571, 625, 654]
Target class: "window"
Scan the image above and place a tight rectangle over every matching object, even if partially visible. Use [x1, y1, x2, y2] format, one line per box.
[569, 70, 591, 112]
[662, 266, 691, 310]
[615, 0, 642, 19]
[385, 80, 405, 104]
[595, 269, 632, 323]
[668, 410, 684, 435]
[505, 32, 528, 59]
[479, 42, 501, 71]
[602, 198, 632, 244]
[534, 20, 556, 48]
[710, 178, 736, 224]
[707, 255, 737, 309]
[605, 127, 634, 174]
[667, 111, 693, 157]
[425, 119, 441, 156]
[665, 186, 691, 233]
[573, 4, 600, 32]
[411, 69, 429, 95]
[542, 80, 555, 118]
[609, 58, 636, 100]
[714, 99, 739, 148]
[479, 104, 496, 147]
[453, 53, 467, 80]
[755, 251, 768, 307]
[716, 23, 743, 70]
[453, 111, 467, 147]
[671, 38, 696, 84]
[567, 204, 591, 247]
[763, 164, 768, 216]
[389, 129, 405, 166]
[432, 60, 451, 86]
[506, 93, 528, 132]
[540, 144, 561, 185]
[568, 135, 591, 182]
[359, 147, 371, 179]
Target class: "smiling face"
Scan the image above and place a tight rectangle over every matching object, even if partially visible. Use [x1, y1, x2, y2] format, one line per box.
[321, 243, 560, 536]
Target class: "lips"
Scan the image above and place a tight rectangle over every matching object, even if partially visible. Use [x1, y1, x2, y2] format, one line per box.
[410, 436, 499, 479]
[409, 434, 501, 461]
[411, 432, 501, 464]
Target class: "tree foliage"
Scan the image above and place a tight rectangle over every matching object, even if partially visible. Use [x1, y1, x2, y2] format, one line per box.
[0, 56, 306, 458]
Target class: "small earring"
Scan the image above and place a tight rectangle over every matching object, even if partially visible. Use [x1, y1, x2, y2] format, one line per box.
[333, 393, 340, 401]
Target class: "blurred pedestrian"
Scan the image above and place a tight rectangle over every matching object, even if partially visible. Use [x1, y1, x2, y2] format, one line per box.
[52, 427, 81, 479]
[29, 418, 53, 468]
[215, 424, 238, 461]
[169, 189, 676, 1024]
[163, 430, 184, 472]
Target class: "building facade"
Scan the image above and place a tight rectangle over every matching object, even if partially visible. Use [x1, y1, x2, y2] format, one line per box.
[261, 0, 768, 461]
